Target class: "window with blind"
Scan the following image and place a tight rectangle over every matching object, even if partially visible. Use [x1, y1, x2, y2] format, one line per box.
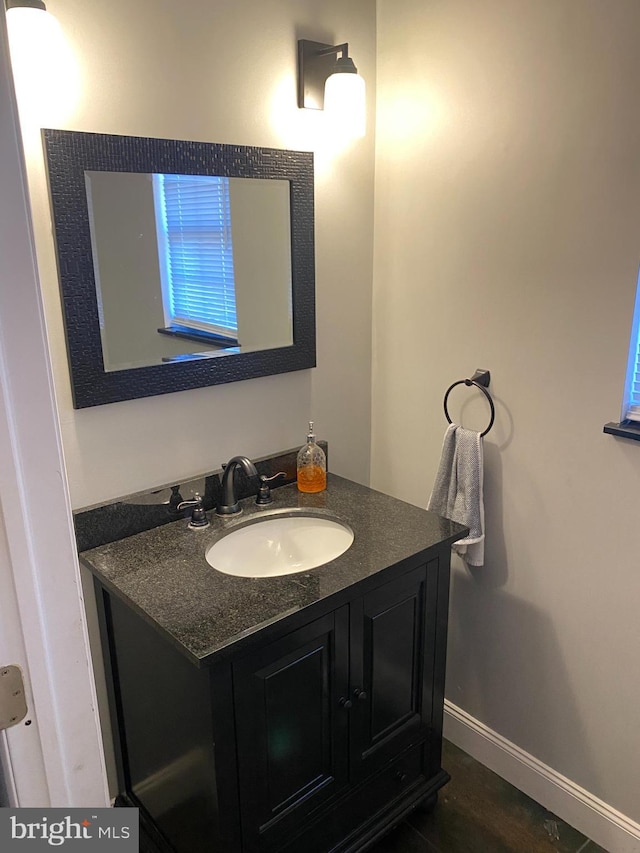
[154, 173, 239, 344]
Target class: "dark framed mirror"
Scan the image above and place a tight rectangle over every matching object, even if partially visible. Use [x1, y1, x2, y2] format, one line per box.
[43, 129, 316, 408]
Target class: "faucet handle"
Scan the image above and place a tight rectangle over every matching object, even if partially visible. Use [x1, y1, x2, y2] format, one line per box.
[177, 493, 209, 528]
[177, 492, 203, 510]
[256, 472, 287, 506]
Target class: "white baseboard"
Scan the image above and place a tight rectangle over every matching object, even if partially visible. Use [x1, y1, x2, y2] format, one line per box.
[443, 701, 640, 853]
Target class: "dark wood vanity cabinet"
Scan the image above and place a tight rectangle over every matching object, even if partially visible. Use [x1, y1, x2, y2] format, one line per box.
[233, 608, 350, 851]
[97, 550, 452, 853]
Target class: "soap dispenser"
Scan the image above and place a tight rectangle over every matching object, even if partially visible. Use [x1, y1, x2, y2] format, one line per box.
[297, 421, 327, 493]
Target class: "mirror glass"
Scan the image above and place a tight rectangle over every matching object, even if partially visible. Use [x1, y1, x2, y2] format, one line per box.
[86, 172, 293, 372]
[43, 130, 315, 408]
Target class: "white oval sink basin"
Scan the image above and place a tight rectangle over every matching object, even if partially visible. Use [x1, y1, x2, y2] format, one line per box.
[205, 512, 354, 578]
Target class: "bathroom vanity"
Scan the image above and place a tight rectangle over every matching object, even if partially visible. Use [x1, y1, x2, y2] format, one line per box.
[80, 474, 466, 853]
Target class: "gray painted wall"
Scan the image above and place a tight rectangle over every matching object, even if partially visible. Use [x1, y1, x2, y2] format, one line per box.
[373, 0, 640, 825]
[230, 177, 292, 351]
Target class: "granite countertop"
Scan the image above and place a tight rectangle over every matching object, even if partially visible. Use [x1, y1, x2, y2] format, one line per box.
[81, 474, 466, 666]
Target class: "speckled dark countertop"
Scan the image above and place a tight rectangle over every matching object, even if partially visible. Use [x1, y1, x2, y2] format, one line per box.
[81, 474, 466, 667]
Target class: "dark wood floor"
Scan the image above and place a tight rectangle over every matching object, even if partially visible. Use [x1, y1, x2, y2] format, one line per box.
[369, 740, 607, 853]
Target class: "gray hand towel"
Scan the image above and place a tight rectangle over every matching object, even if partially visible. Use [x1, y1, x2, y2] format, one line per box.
[427, 423, 485, 567]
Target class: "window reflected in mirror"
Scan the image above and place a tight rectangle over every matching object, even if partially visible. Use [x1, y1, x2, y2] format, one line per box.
[85, 171, 293, 372]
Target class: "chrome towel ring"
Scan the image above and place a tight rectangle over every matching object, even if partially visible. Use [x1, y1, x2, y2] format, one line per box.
[443, 369, 495, 437]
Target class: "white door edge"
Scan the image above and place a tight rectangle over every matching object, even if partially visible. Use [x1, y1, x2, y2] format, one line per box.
[0, 8, 109, 807]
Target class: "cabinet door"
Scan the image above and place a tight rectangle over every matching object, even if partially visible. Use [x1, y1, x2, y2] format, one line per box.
[233, 608, 350, 851]
[350, 563, 438, 781]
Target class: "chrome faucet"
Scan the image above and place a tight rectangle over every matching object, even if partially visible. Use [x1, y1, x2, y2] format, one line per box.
[217, 455, 258, 515]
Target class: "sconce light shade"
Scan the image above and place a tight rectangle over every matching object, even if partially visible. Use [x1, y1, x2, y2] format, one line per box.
[5, 0, 80, 126]
[324, 61, 366, 139]
[297, 39, 366, 138]
[5, 0, 55, 88]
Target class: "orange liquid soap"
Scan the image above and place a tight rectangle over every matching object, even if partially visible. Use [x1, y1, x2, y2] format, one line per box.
[297, 421, 327, 493]
[297, 464, 327, 493]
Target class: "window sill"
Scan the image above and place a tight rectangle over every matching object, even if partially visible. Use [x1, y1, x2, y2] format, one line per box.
[603, 421, 640, 442]
[157, 325, 239, 348]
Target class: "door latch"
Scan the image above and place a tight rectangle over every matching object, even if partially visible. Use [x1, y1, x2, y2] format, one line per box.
[0, 666, 27, 730]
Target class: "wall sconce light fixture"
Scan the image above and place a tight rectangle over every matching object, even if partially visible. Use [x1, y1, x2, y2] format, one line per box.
[297, 39, 366, 138]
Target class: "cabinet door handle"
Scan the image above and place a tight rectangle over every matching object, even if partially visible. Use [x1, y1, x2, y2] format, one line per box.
[353, 688, 368, 701]
[395, 771, 408, 783]
[339, 697, 353, 709]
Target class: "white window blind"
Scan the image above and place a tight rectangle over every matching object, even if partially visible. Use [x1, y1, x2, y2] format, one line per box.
[155, 173, 238, 337]
[623, 274, 640, 422]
